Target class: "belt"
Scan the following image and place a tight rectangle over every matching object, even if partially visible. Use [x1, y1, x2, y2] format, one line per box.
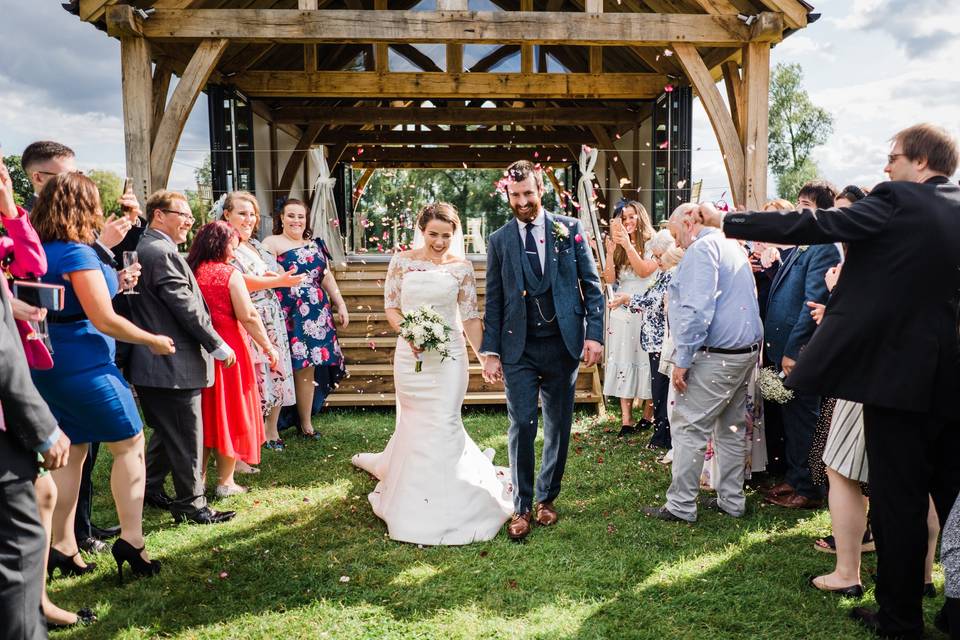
[46, 312, 88, 324]
[698, 343, 760, 355]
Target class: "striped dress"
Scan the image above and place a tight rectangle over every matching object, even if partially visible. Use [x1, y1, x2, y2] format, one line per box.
[821, 399, 868, 483]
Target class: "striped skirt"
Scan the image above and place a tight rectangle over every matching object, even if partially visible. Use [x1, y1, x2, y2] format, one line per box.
[821, 399, 868, 483]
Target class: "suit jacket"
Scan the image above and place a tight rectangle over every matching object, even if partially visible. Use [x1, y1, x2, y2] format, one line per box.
[481, 213, 605, 364]
[126, 228, 222, 390]
[764, 243, 841, 366]
[724, 176, 960, 418]
[0, 281, 59, 483]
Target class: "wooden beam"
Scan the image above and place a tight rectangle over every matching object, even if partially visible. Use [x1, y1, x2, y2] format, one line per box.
[673, 42, 745, 208]
[347, 146, 574, 168]
[689, 0, 739, 14]
[520, 0, 534, 74]
[390, 44, 443, 72]
[117, 9, 784, 46]
[120, 36, 153, 205]
[437, 0, 468, 8]
[742, 41, 771, 209]
[447, 44, 464, 73]
[279, 123, 324, 195]
[721, 60, 744, 143]
[314, 129, 595, 145]
[234, 71, 667, 99]
[589, 47, 603, 73]
[272, 105, 644, 125]
[585, 0, 603, 12]
[304, 44, 317, 72]
[150, 39, 229, 189]
[79, 0, 119, 22]
[298, 0, 319, 8]
[756, 0, 808, 29]
[588, 125, 637, 200]
[374, 0, 389, 73]
[469, 44, 520, 72]
[150, 61, 173, 143]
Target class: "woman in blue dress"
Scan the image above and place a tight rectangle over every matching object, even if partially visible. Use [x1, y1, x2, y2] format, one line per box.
[30, 173, 174, 582]
[262, 199, 347, 439]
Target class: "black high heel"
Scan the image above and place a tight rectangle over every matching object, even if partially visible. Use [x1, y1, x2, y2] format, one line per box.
[112, 538, 161, 585]
[47, 548, 97, 579]
[47, 607, 97, 630]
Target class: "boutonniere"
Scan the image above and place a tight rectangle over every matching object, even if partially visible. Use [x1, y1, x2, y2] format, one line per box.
[796, 245, 810, 254]
[552, 221, 570, 243]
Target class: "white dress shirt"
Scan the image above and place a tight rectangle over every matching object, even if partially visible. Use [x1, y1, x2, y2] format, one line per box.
[517, 209, 546, 272]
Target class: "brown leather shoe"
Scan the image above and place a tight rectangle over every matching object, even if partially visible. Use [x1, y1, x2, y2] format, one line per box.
[507, 513, 532, 540]
[766, 492, 823, 509]
[535, 502, 558, 526]
[765, 482, 795, 498]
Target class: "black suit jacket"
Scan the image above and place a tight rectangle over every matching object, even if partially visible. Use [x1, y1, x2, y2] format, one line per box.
[723, 176, 960, 418]
[0, 282, 60, 483]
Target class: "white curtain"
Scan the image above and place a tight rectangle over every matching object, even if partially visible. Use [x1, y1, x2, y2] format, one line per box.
[309, 146, 347, 267]
[576, 144, 605, 273]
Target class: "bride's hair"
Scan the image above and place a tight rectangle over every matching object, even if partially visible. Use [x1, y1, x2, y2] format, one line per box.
[417, 202, 460, 231]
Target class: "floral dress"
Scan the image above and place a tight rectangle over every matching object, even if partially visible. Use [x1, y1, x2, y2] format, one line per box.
[274, 240, 345, 376]
[232, 239, 295, 412]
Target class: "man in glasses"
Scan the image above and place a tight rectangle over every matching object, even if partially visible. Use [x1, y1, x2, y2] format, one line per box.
[695, 123, 960, 640]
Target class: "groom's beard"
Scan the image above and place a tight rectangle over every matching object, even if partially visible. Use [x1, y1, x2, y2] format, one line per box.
[511, 202, 539, 223]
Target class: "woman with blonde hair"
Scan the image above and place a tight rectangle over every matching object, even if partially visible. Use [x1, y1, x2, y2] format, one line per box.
[602, 201, 658, 436]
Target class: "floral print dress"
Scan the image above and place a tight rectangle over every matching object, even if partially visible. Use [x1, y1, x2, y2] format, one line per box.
[274, 240, 345, 375]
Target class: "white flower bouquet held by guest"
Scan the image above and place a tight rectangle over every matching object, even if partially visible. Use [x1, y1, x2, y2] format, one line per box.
[398, 304, 453, 372]
[758, 367, 795, 404]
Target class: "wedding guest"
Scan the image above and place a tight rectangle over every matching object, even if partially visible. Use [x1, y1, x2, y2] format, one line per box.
[262, 199, 347, 439]
[221, 192, 300, 452]
[602, 201, 657, 436]
[696, 123, 960, 638]
[129, 190, 237, 526]
[762, 181, 840, 509]
[609, 229, 683, 450]
[642, 203, 762, 522]
[188, 221, 277, 496]
[28, 173, 172, 584]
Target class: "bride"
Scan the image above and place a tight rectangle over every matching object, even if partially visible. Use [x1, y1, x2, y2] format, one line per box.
[351, 203, 512, 545]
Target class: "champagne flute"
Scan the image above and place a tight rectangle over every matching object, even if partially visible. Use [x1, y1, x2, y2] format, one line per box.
[122, 251, 140, 295]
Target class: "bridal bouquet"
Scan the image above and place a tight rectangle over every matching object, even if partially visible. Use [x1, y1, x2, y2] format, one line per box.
[399, 305, 453, 372]
[757, 366, 794, 404]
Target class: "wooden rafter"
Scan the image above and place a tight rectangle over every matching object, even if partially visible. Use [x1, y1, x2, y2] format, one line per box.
[468, 45, 520, 72]
[270, 105, 645, 126]
[721, 60, 744, 142]
[278, 123, 325, 195]
[233, 71, 668, 99]
[755, 0, 809, 29]
[313, 129, 596, 145]
[150, 61, 173, 143]
[106, 7, 785, 47]
[390, 44, 444, 72]
[346, 146, 574, 168]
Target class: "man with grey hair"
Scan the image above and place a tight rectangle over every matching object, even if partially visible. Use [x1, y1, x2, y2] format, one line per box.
[642, 203, 762, 522]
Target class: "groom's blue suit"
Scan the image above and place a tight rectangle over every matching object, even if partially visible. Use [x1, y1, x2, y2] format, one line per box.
[482, 211, 604, 513]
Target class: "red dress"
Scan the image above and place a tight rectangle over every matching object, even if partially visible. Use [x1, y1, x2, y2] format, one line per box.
[196, 261, 265, 464]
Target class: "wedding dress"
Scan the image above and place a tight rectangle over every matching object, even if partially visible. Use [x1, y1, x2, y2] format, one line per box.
[351, 253, 513, 545]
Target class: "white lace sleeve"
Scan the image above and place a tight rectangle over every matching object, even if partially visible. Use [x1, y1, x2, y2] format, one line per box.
[384, 253, 405, 310]
[457, 261, 483, 321]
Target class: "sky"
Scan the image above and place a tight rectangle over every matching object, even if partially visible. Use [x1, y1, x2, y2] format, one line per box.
[1, 0, 958, 199]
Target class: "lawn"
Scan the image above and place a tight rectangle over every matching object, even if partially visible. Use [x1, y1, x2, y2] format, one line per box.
[50, 406, 946, 639]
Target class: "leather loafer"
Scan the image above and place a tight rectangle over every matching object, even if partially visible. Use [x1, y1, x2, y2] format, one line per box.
[174, 506, 237, 525]
[77, 536, 109, 555]
[808, 575, 864, 598]
[534, 502, 558, 526]
[90, 524, 121, 539]
[765, 493, 822, 509]
[507, 512, 532, 540]
[849, 607, 923, 639]
[765, 482, 795, 498]
[144, 492, 173, 510]
[642, 506, 688, 522]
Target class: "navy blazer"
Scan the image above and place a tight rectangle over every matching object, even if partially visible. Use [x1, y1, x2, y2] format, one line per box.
[763, 242, 841, 366]
[481, 213, 605, 364]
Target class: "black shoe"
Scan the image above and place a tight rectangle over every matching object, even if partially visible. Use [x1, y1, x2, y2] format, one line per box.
[144, 492, 173, 510]
[47, 607, 97, 630]
[848, 607, 923, 639]
[699, 496, 742, 518]
[47, 548, 97, 579]
[112, 538, 161, 585]
[617, 424, 638, 437]
[637, 418, 654, 431]
[90, 524, 121, 539]
[641, 506, 688, 522]
[174, 506, 237, 525]
[924, 582, 936, 598]
[77, 536, 109, 555]
[807, 575, 864, 598]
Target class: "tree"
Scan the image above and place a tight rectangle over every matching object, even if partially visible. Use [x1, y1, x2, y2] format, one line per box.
[87, 169, 123, 215]
[2, 155, 33, 205]
[768, 63, 834, 200]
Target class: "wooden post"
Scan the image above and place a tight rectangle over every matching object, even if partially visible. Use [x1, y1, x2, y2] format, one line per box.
[673, 42, 745, 209]
[120, 36, 153, 205]
[721, 60, 744, 144]
[151, 39, 229, 189]
[150, 61, 172, 144]
[521, 0, 534, 74]
[742, 41, 771, 209]
[374, 0, 389, 73]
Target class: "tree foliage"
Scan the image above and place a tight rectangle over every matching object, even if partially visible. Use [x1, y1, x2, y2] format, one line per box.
[87, 169, 123, 215]
[768, 63, 834, 200]
[2, 155, 34, 205]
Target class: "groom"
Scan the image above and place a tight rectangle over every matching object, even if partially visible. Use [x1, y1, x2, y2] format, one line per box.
[481, 160, 605, 540]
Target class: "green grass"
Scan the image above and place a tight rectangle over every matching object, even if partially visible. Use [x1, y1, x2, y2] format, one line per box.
[50, 406, 947, 639]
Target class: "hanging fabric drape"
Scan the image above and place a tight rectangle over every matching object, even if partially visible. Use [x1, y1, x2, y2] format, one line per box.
[309, 145, 347, 267]
[576, 144, 605, 273]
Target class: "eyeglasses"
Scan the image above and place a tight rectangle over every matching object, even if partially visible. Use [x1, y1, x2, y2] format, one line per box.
[160, 209, 195, 221]
[887, 153, 906, 164]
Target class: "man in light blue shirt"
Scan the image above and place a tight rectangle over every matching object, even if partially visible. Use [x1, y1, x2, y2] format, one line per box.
[643, 204, 762, 523]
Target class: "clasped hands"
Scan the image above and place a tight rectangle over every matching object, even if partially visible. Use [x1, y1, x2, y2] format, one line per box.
[480, 339, 603, 384]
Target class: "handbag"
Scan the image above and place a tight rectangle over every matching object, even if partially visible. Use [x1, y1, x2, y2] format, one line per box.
[658, 326, 674, 378]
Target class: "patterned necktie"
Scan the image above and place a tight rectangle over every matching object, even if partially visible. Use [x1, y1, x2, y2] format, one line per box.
[524, 222, 543, 279]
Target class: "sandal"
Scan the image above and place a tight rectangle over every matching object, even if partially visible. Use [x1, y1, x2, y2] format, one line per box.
[298, 427, 322, 441]
[813, 529, 875, 554]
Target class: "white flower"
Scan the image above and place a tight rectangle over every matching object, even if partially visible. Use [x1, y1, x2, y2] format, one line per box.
[291, 342, 308, 358]
[308, 288, 320, 305]
[311, 346, 324, 362]
[299, 303, 310, 316]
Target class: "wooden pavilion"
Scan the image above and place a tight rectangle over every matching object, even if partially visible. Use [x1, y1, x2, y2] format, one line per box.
[68, 0, 814, 409]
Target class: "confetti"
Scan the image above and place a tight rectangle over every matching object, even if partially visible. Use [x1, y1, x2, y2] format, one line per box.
[663, 49, 673, 57]
[339, 576, 350, 583]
